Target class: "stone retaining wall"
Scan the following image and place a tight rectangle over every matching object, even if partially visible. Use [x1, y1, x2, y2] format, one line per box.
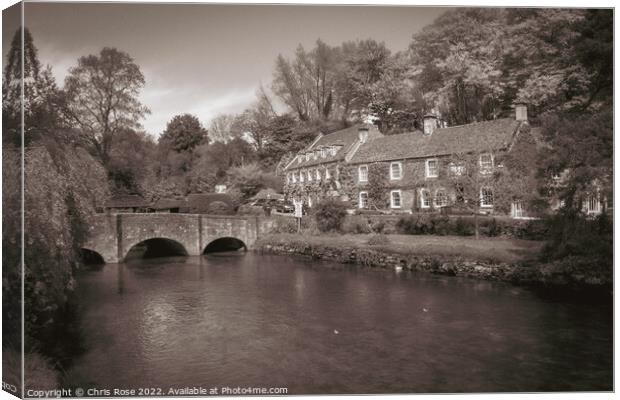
[257, 239, 611, 290]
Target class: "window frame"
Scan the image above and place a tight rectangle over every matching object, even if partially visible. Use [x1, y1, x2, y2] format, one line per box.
[419, 188, 431, 208]
[425, 158, 439, 178]
[390, 190, 402, 209]
[448, 162, 465, 176]
[479, 153, 494, 173]
[434, 188, 448, 208]
[390, 161, 403, 180]
[358, 165, 369, 183]
[480, 187, 494, 208]
[359, 191, 369, 209]
[511, 201, 524, 218]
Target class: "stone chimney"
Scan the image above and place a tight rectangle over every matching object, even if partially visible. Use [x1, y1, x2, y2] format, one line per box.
[358, 125, 369, 143]
[515, 103, 528, 122]
[423, 114, 439, 135]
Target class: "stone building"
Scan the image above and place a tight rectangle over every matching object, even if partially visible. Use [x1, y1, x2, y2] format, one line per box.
[284, 105, 606, 218]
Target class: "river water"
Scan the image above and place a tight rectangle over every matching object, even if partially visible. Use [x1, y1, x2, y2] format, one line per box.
[69, 252, 612, 394]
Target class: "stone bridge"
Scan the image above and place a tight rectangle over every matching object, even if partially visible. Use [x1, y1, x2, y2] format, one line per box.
[82, 213, 275, 263]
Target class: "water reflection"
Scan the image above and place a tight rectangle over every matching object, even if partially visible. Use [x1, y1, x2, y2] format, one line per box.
[70, 253, 612, 394]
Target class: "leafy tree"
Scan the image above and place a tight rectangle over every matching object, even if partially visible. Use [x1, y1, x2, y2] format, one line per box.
[159, 113, 208, 153]
[107, 129, 157, 194]
[64, 47, 150, 165]
[537, 109, 612, 212]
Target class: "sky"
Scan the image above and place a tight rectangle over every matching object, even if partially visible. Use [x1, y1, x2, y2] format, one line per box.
[3, 2, 449, 137]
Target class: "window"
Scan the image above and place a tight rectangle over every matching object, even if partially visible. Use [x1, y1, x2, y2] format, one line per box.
[511, 201, 524, 218]
[391, 190, 402, 208]
[435, 189, 448, 207]
[390, 162, 403, 180]
[359, 191, 369, 209]
[305, 153, 310, 162]
[420, 189, 431, 208]
[320, 148, 326, 158]
[480, 187, 494, 208]
[330, 147, 337, 156]
[292, 172, 297, 183]
[479, 153, 494, 173]
[297, 156, 302, 164]
[299, 171, 304, 182]
[325, 168, 331, 180]
[584, 195, 602, 215]
[425, 159, 438, 178]
[358, 165, 368, 182]
[307, 170, 313, 181]
[449, 162, 465, 176]
[315, 169, 321, 181]
[313, 151, 318, 160]
[286, 174, 291, 184]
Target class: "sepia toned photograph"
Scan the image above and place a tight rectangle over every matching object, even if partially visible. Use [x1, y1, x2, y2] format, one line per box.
[1, 1, 614, 397]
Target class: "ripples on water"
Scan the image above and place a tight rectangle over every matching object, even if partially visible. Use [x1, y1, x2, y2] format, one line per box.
[70, 253, 612, 394]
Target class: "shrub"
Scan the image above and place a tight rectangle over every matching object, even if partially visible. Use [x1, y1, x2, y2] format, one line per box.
[270, 217, 298, 234]
[367, 234, 391, 246]
[454, 217, 475, 236]
[371, 220, 385, 234]
[342, 215, 372, 234]
[206, 201, 232, 215]
[313, 200, 348, 232]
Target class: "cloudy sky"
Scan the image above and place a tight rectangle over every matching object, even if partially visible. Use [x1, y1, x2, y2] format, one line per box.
[4, 2, 449, 137]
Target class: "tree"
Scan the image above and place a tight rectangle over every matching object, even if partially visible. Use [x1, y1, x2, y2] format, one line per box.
[2, 27, 63, 145]
[107, 129, 157, 194]
[445, 150, 500, 239]
[209, 113, 240, 143]
[159, 114, 208, 153]
[64, 47, 150, 165]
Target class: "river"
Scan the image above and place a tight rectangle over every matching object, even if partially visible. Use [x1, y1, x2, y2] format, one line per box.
[67, 252, 612, 394]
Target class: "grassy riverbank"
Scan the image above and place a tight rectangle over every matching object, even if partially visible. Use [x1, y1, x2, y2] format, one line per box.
[260, 233, 543, 264]
[257, 233, 611, 290]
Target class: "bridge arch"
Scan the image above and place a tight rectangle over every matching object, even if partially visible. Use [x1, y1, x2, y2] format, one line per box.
[80, 248, 106, 265]
[124, 237, 189, 261]
[203, 237, 247, 254]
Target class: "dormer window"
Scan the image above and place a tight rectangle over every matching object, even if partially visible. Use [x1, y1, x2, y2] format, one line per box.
[425, 159, 438, 178]
[479, 153, 494, 173]
[390, 162, 402, 180]
[330, 147, 338, 156]
[320, 148, 326, 158]
[305, 153, 310, 162]
[313, 151, 318, 160]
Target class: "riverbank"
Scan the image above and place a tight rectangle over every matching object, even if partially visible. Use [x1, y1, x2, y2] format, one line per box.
[257, 233, 611, 291]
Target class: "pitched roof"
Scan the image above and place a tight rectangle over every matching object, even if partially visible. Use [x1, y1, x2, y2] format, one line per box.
[285, 124, 383, 170]
[186, 193, 233, 213]
[350, 118, 522, 164]
[105, 194, 148, 209]
[151, 198, 186, 210]
[252, 188, 284, 200]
